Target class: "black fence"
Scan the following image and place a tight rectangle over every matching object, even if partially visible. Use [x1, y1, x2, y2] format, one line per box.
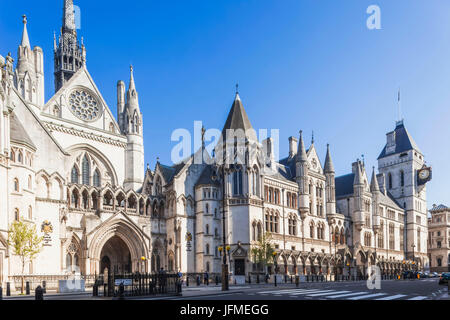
[93, 272, 181, 298]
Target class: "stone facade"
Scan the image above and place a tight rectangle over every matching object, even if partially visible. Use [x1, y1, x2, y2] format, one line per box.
[427, 205, 450, 272]
[0, 1, 434, 288]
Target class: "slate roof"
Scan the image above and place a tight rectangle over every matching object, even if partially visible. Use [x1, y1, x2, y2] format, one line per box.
[335, 173, 355, 198]
[221, 94, 255, 139]
[195, 165, 220, 187]
[430, 204, 449, 213]
[159, 163, 184, 184]
[10, 112, 36, 150]
[378, 121, 421, 159]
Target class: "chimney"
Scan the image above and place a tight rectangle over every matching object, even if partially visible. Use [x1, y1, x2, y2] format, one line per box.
[262, 137, 275, 163]
[289, 136, 298, 158]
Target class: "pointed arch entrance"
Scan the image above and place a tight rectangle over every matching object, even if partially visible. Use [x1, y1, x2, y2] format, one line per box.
[88, 219, 149, 274]
[100, 236, 132, 274]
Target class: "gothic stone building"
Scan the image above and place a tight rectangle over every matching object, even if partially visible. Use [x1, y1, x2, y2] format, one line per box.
[0, 1, 432, 286]
[427, 204, 450, 272]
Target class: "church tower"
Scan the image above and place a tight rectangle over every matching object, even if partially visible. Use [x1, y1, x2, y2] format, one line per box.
[14, 15, 44, 107]
[377, 120, 431, 266]
[122, 66, 144, 191]
[54, 0, 85, 92]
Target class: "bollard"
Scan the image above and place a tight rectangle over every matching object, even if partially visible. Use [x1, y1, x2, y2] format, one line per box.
[35, 286, 44, 300]
[256, 274, 260, 284]
[215, 275, 219, 286]
[248, 275, 251, 284]
[186, 276, 189, 287]
[291, 275, 293, 283]
[274, 275, 277, 287]
[26, 281, 30, 295]
[118, 283, 125, 300]
[196, 276, 200, 286]
[6, 282, 10, 296]
[42, 281, 47, 294]
[93, 283, 98, 297]
[0, 286, 2, 300]
[295, 276, 299, 287]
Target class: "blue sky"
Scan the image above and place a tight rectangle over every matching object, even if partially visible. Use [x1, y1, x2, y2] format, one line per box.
[1, 0, 449, 209]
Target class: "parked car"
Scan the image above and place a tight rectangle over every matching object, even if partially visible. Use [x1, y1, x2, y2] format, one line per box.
[438, 272, 450, 285]
[431, 272, 440, 278]
[422, 272, 430, 278]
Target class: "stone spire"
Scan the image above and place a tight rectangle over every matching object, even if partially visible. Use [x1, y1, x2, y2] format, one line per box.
[324, 143, 334, 173]
[370, 166, 380, 192]
[126, 65, 140, 114]
[63, 0, 76, 33]
[353, 160, 364, 185]
[54, 0, 83, 92]
[296, 130, 308, 162]
[21, 15, 31, 49]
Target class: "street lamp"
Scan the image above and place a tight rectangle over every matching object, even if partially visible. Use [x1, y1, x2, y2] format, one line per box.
[272, 251, 278, 286]
[411, 244, 416, 271]
[212, 165, 229, 291]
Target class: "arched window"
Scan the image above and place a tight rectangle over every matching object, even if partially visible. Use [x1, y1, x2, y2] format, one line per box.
[205, 224, 209, 235]
[388, 173, 393, 189]
[206, 243, 210, 255]
[18, 151, 23, 163]
[400, 170, 404, 187]
[28, 206, 32, 219]
[10, 150, 15, 162]
[93, 169, 101, 187]
[233, 169, 243, 196]
[82, 155, 90, 185]
[310, 223, 315, 238]
[28, 175, 32, 189]
[71, 166, 79, 184]
[206, 261, 210, 272]
[14, 208, 20, 221]
[205, 203, 209, 214]
[14, 178, 19, 192]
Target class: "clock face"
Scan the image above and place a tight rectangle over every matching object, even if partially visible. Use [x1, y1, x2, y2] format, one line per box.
[419, 169, 430, 180]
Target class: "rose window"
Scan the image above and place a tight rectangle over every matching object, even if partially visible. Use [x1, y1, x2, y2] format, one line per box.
[68, 89, 101, 121]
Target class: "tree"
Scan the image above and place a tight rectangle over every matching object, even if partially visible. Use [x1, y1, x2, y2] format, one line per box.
[251, 232, 276, 274]
[7, 220, 43, 294]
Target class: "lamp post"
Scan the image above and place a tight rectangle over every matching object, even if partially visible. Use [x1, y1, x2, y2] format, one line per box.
[272, 251, 278, 286]
[141, 256, 146, 273]
[212, 165, 229, 291]
[411, 244, 416, 272]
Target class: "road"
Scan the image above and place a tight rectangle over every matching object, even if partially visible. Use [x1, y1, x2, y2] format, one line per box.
[152, 278, 448, 301]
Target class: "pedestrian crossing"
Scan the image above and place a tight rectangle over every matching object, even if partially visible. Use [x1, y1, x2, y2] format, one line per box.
[257, 288, 428, 300]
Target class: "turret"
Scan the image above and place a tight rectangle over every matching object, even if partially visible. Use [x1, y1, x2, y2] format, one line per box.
[117, 80, 125, 132]
[324, 144, 336, 215]
[14, 15, 44, 107]
[353, 160, 364, 230]
[370, 166, 381, 231]
[296, 130, 309, 218]
[123, 66, 144, 191]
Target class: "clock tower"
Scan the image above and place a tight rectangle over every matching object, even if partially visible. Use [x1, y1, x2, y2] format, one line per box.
[377, 120, 431, 268]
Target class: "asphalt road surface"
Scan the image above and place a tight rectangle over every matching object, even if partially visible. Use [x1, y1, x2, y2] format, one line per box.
[162, 278, 446, 301]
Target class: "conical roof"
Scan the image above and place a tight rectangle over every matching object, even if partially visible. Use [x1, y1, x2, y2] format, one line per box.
[296, 130, 308, 162]
[221, 93, 254, 139]
[370, 167, 380, 192]
[21, 15, 31, 49]
[353, 161, 364, 185]
[324, 144, 334, 173]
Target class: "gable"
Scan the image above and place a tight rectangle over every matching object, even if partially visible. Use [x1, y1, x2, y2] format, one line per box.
[43, 67, 121, 134]
[307, 145, 323, 175]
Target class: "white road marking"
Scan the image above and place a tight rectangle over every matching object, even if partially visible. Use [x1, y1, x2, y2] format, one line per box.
[347, 293, 387, 300]
[306, 290, 350, 297]
[408, 296, 427, 300]
[375, 294, 407, 300]
[326, 291, 369, 299]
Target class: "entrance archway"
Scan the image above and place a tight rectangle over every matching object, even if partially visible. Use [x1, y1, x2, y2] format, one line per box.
[100, 236, 132, 274]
